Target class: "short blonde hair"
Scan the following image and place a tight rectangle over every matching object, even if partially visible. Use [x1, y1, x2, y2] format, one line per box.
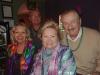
[39, 20, 61, 40]
[10, 22, 31, 43]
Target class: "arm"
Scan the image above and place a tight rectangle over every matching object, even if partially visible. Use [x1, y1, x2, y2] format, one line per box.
[92, 49, 100, 75]
[92, 35, 100, 75]
[30, 51, 42, 75]
[59, 47, 76, 75]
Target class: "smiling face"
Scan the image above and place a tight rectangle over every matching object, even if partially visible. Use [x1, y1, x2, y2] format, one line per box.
[42, 28, 59, 49]
[30, 10, 41, 28]
[61, 11, 81, 39]
[13, 25, 27, 44]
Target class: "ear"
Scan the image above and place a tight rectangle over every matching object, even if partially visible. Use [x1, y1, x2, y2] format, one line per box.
[59, 15, 64, 31]
[79, 18, 82, 25]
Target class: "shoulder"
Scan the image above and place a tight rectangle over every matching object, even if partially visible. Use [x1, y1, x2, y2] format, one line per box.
[83, 27, 100, 35]
[7, 43, 17, 50]
[58, 44, 72, 55]
[60, 44, 69, 50]
[7, 44, 12, 49]
[83, 27, 100, 39]
[27, 41, 35, 47]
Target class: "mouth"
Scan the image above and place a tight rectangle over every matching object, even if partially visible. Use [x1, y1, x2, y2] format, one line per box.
[16, 36, 24, 40]
[67, 28, 75, 33]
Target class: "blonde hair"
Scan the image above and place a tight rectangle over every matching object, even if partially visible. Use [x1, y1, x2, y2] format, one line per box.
[10, 22, 31, 43]
[39, 20, 61, 40]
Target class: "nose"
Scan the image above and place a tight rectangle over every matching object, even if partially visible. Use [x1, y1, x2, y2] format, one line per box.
[18, 33, 24, 36]
[68, 24, 72, 30]
[18, 32, 22, 35]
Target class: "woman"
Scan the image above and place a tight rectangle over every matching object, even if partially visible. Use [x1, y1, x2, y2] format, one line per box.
[7, 22, 37, 75]
[30, 20, 76, 75]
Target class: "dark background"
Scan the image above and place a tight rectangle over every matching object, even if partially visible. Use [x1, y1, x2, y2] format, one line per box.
[45, 0, 100, 31]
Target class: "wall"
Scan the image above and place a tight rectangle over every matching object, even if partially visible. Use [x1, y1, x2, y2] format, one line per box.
[13, 0, 24, 22]
[0, 1, 4, 21]
[0, 0, 24, 23]
[0, 0, 45, 23]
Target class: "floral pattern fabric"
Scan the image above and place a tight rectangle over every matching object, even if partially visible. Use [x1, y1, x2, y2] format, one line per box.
[30, 44, 76, 75]
[7, 41, 36, 75]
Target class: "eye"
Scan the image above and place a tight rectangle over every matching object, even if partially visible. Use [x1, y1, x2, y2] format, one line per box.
[42, 35, 48, 38]
[43, 35, 47, 38]
[63, 22, 69, 26]
[50, 35, 56, 37]
[14, 31, 19, 34]
[22, 32, 26, 34]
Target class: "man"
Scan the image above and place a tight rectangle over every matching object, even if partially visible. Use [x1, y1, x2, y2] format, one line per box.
[60, 9, 100, 75]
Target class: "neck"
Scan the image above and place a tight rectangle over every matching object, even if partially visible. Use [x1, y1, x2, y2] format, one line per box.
[33, 25, 40, 31]
[17, 42, 27, 54]
[68, 27, 82, 41]
[67, 27, 83, 51]
[18, 42, 26, 46]
[70, 35, 78, 40]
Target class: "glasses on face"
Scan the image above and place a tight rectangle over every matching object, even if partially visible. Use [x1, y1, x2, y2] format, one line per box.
[62, 20, 78, 27]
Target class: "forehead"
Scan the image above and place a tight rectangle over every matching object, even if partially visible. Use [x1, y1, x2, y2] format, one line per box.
[61, 12, 79, 21]
[43, 28, 57, 35]
[31, 10, 40, 16]
[15, 26, 26, 31]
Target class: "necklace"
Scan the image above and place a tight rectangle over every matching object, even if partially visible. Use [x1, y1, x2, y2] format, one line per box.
[66, 28, 83, 52]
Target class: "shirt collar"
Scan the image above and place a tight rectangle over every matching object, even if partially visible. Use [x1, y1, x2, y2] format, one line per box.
[67, 27, 82, 42]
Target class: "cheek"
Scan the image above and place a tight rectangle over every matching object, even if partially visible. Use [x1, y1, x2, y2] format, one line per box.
[53, 39, 59, 45]
[73, 26, 79, 32]
[63, 26, 69, 32]
[42, 40, 48, 48]
[63, 25, 68, 30]
[51, 37, 58, 44]
[23, 34, 27, 38]
[14, 34, 18, 39]
[42, 37, 47, 44]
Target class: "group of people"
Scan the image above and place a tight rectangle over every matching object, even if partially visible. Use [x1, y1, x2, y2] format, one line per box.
[6, 7, 100, 75]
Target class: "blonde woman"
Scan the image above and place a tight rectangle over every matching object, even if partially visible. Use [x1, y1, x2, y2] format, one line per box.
[7, 22, 37, 75]
[30, 20, 76, 75]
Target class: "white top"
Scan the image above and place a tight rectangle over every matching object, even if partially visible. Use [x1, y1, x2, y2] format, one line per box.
[67, 27, 82, 42]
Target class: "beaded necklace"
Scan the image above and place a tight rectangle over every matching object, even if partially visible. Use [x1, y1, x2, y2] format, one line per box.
[66, 28, 83, 52]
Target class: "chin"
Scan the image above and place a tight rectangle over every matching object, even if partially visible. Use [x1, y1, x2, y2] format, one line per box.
[46, 47, 52, 49]
[17, 41, 25, 44]
[45, 46, 53, 49]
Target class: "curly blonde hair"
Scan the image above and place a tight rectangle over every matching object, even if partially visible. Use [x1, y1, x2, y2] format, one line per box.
[10, 22, 31, 43]
[39, 20, 61, 40]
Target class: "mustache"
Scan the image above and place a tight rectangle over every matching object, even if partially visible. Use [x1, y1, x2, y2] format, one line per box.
[66, 28, 75, 34]
[68, 28, 75, 31]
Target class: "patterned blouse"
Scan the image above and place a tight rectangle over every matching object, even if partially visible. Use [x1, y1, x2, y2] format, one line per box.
[30, 43, 76, 75]
[7, 41, 36, 75]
